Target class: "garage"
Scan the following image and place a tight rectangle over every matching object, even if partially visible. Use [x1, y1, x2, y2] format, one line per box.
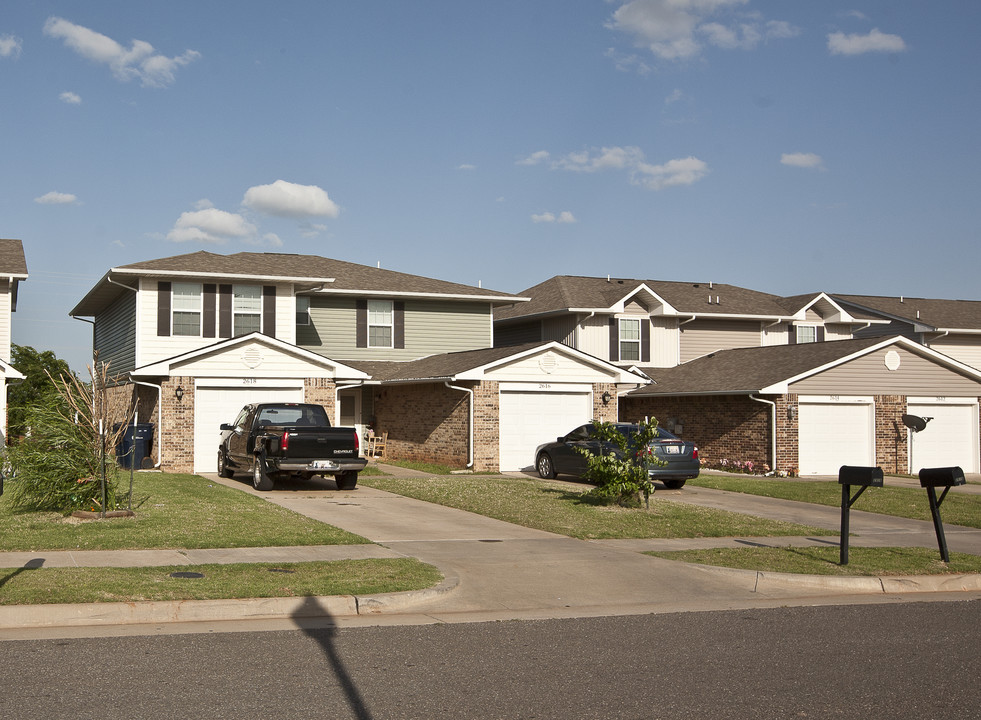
[498, 383, 593, 471]
[798, 397, 875, 476]
[907, 398, 979, 473]
[193, 380, 304, 473]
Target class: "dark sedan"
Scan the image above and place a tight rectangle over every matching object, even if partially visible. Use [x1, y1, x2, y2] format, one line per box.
[534, 423, 699, 489]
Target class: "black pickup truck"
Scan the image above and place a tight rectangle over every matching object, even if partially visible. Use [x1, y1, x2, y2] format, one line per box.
[217, 403, 367, 491]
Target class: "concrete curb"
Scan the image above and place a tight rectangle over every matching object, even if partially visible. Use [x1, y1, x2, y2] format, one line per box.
[0, 567, 461, 630]
[686, 562, 981, 595]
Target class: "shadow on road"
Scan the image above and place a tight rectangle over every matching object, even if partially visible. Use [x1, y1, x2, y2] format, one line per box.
[0, 557, 45, 589]
[291, 595, 373, 720]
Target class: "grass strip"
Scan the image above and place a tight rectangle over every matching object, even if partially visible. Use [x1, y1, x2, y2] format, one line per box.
[0, 558, 441, 606]
[360, 474, 834, 540]
[0, 473, 367, 551]
[647, 546, 981, 577]
[690, 475, 981, 529]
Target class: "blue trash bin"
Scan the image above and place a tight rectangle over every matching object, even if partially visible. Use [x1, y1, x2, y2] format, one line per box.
[116, 423, 154, 469]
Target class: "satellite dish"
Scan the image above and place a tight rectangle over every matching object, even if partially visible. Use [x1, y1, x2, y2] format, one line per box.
[902, 414, 930, 433]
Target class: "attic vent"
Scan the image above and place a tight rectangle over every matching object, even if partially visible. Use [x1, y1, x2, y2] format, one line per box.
[242, 347, 264, 369]
[538, 352, 559, 375]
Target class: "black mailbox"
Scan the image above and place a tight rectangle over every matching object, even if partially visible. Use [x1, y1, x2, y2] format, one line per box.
[839, 465, 884, 487]
[837, 465, 884, 565]
[918, 466, 965, 562]
[918, 466, 966, 488]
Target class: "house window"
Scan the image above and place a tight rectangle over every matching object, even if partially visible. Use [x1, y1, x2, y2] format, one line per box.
[619, 318, 641, 361]
[172, 283, 202, 336]
[233, 285, 261, 336]
[796, 325, 818, 344]
[368, 300, 393, 347]
[296, 296, 310, 326]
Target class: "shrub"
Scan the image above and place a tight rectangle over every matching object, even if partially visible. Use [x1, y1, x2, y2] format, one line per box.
[576, 419, 664, 507]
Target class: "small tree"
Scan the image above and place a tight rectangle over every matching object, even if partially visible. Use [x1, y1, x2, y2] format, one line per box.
[7, 344, 75, 439]
[4, 360, 130, 514]
[576, 419, 666, 507]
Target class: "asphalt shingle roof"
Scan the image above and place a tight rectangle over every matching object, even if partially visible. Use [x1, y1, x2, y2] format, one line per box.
[347, 343, 548, 382]
[833, 294, 981, 331]
[0, 239, 28, 276]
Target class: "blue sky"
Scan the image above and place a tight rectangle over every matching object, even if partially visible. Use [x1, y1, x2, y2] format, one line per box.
[2, 1, 979, 372]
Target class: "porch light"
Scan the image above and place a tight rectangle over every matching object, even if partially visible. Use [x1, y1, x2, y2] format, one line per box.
[175, 385, 185, 403]
[601, 391, 612, 405]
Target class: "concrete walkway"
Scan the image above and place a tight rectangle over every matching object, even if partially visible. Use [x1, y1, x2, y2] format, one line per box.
[1, 467, 979, 636]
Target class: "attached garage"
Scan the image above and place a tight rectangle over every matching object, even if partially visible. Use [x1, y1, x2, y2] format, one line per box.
[498, 383, 593, 471]
[193, 380, 305, 473]
[797, 397, 875, 475]
[907, 398, 980, 473]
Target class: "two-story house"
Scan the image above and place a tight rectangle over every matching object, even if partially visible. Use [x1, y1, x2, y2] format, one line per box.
[495, 275, 981, 477]
[0, 239, 28, 445]
[71, 252, 644, 474]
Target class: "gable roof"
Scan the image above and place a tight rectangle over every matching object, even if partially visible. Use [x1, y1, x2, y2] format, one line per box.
[0, 239, 28, 278]
[832, 294, 981, 333]
[348, 342, 649, 384]
[494, 275, 802, 324]
[627, 336, 981, 397]
[72, 251, 526, 316]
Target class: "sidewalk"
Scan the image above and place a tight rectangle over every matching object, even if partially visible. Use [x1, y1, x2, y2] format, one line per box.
[1, 466, 979, 636]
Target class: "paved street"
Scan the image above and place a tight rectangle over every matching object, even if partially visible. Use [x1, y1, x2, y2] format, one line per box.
[1, 601, 978, 719]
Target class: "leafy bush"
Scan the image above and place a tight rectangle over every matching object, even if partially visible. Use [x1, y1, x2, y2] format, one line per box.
[576, 420, 665, 507]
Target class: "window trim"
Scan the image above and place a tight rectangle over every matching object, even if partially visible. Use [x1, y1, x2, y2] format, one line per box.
[172, 282, 203, 337]
[795, 324, 818, 344]
[232, 284, 261, 337]
[367, 299, 394, 348]
[618, 317, 642, 362]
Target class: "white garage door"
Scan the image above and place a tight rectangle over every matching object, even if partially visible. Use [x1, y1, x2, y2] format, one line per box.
[907, 400, 979, 474]
[498, 384, 593, 472]
[798, 399, 874, 476]
[194, 383, 304, 473]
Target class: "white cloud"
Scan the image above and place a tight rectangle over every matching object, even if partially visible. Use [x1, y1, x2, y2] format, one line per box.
[167, 208, 256, 244]
[665, 88, 685, 104]
[534, 145, 709, 191]
[781, 152, 824, 170]
[34, 191, 78, 205]
[457, 163, 476, 170]
[42, 16, 200, 87]
[532, 211, 578, 224]
[633, 156, 709, 190]
[828, 28, 906, 56]
[0, 34, 22, 59]
[193, 198, 215, 210]
[516, 150, 550, 166]
[607, 0, 798, 63]
[242, 180, 340, 218]
[59, 91, 82, 104]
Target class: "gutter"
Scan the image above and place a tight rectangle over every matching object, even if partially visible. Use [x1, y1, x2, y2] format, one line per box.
[749, 394, 777, 472]
[444, 381, 474, 469]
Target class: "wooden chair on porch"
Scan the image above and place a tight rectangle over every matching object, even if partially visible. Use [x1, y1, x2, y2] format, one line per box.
[372, 431, 388, 459]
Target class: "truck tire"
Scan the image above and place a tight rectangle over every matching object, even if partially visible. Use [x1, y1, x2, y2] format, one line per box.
[252, 454, 276, 491]
[335, 471, 358, 491]
[217, 451, 234, 479]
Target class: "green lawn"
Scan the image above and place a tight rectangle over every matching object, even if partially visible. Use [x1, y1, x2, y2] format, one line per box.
[690, 474, 981, 528]
[360, 474, 833, 540]
[0, 472, 367, 551]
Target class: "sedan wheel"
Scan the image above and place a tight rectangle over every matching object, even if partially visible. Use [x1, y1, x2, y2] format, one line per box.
[662, 479, 686, 490]
[537, 453, 556, 479]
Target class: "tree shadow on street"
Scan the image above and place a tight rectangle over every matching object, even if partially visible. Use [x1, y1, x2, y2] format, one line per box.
[291, 595, 373, 720]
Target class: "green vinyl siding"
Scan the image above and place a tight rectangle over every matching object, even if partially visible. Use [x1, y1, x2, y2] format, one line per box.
[93, 291, 137, 374]
[298, 297, 492, 360]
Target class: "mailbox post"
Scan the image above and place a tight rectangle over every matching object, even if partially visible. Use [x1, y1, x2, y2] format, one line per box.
[838, 465, 884, 565]
[918, 466, 966, 562]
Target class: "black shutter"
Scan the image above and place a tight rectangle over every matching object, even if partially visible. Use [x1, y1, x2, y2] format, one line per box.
[817, 326, 826, 342]
[641, 319, 651, 363]
[219, 284, 232, 338]
[789, 325, 798, 345]
[263, 286, 276, 336]
[157, 282, 171, 336]
[356, 299, 367, 348]
[394, 301, 405, 349]
[203, 284, 216, 338]
[609, 318, 619, 361]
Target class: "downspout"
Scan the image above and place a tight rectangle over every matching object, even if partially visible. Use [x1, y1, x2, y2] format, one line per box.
[334, 381, 364, 424]
[132, 380, 162, 468]
[445, 381, 474, 469]
[750, 394, 777, 474]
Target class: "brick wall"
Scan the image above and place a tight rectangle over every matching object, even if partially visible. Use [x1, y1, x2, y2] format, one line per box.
[161, 377, 194, 472]
[592, 383, 619, 424]
[304, 378, 337, 418]
[875, 395, 907, 474]
[370, 382, 472, 467]
[472, 381, 499, 472]
[620, 394, 774, 471]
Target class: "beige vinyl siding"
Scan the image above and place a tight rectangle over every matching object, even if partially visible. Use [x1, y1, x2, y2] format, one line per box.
[495, 322, 542, 347]
[300, 297, 492, 360]
[790, 346, 981, 396]
[94, 291, 137, 375]
[578, 313, 610, 359]
[763, 321, 790, 347]
[825, 323, 853, 341]
[927, 335, 981, 372]
[0, 280, 10, 361]
[138, 279, 293, 366]
[651, 317, 679, 367]
[680, 319, 763, 363]
[541, 316, 577, 346]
